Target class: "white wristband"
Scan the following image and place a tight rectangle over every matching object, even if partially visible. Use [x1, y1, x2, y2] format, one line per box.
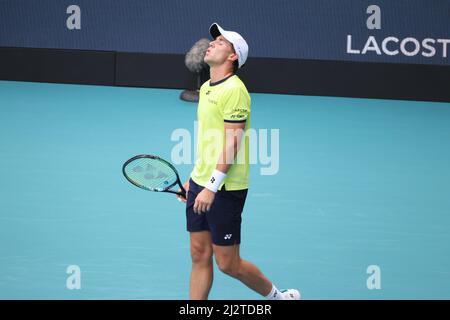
[205, 169, 227, 193]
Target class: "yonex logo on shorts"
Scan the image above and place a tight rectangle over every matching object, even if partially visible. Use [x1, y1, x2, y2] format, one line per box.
[224, 234, 232, 240]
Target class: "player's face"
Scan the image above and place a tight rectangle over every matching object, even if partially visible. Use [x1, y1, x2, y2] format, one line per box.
[204, 35, 236, 67]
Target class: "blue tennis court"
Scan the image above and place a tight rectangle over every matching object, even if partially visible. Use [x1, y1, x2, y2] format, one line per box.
[1, 80, 449, 299]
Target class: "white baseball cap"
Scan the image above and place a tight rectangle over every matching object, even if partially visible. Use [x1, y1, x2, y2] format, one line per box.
[209, 23, 249, 69]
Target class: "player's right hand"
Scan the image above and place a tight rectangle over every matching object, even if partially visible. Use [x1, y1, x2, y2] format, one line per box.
[176, 179, 190, 203]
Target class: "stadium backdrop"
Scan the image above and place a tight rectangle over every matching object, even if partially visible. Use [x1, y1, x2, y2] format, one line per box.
[0, 0, 449, 101]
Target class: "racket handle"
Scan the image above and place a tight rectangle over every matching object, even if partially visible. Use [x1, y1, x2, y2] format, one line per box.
[178, 179, 188, 199]
[180, 187, 187, 199]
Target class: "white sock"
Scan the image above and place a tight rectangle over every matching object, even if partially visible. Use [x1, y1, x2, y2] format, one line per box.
[265, 284, 283, 300]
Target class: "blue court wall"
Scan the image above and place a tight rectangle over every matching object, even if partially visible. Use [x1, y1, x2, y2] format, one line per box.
[1, 0, 449, 66]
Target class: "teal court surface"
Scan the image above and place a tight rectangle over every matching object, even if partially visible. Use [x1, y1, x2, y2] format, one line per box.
[0, 80, 449, 299]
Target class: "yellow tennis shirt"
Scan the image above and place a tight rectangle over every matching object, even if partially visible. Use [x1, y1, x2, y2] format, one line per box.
[190, 74, 251, 191]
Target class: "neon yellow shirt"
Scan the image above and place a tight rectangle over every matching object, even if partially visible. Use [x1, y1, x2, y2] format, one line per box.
[191, 74, 251, 191]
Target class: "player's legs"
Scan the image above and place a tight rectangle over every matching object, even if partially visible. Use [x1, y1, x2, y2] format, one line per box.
[188, 181, 300, 299]
[186, 178, 214, 299]
[205, 187, 272, 296]
[189, 231, 214, 300]
[213, 244, 273, 296]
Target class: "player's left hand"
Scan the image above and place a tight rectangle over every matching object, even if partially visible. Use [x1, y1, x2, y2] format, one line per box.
[193, 188, 216, 214]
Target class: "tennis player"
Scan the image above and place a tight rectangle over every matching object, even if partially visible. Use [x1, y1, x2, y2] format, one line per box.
[177, 23, 300, 300]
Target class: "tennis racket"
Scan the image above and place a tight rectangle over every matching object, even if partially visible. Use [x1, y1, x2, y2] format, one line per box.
[122, 155, 186, 199]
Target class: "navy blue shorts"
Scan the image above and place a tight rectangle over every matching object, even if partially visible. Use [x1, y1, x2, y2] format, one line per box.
[186, 178, 248, 246]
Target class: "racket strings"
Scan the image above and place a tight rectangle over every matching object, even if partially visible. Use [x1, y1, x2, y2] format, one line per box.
[125, 158, 177, 191]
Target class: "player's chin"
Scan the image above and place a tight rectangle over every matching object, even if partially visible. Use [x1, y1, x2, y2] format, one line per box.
[204, 55, 214, 66]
